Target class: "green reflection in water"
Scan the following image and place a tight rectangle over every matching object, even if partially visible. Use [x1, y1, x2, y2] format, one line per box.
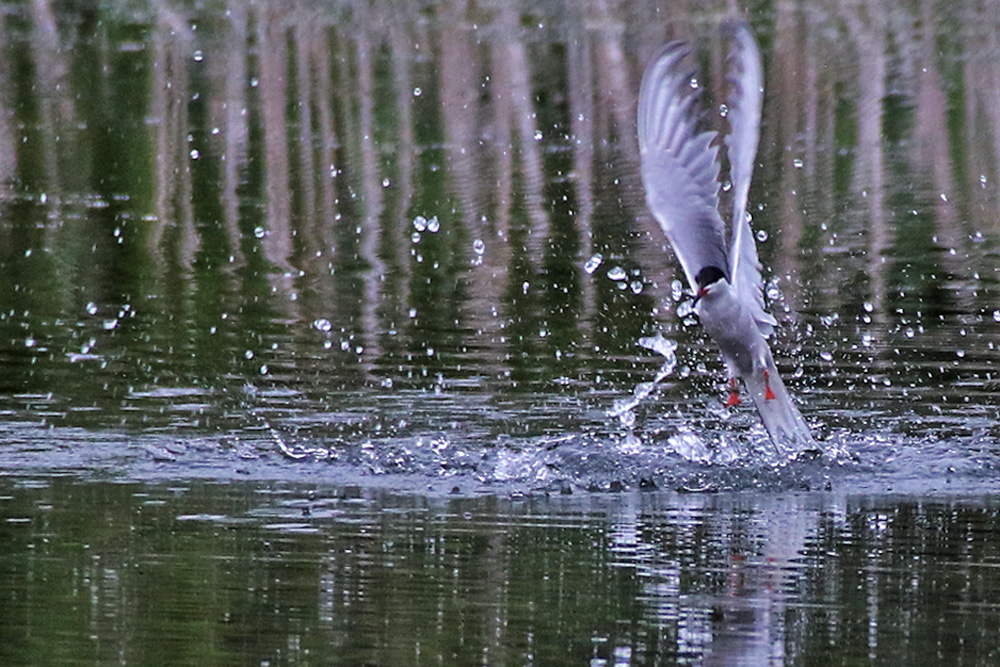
[0, 0, 996, 437]
[3, 480, 1000, 666]
[0, 0, 999, 662]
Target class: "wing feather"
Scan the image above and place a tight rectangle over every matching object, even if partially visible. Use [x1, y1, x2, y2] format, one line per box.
[638, 42, 728, 293]
[723, 21, 776, 335]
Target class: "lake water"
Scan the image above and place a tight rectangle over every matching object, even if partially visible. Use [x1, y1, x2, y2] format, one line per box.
[1, 0, 999, 664]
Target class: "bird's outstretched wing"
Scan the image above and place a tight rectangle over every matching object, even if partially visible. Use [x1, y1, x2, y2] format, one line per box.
[723, 21, 776, 336]
[638, 42, 728, 293]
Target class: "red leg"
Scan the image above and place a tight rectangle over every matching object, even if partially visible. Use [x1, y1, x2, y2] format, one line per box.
[763, 370, 776, 400]
[726, 377, 741, 406]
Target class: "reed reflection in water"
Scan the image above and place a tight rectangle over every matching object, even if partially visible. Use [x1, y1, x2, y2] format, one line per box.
[1, 2, 1000, 665]
[3, 479, 1000, 666]
[1, 0, 998, 417]
[0, 4, 997, 468]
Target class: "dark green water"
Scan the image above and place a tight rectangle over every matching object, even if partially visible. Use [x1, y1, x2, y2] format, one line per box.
[1, 0, 999, 664]
[4, 480, 1000, 665]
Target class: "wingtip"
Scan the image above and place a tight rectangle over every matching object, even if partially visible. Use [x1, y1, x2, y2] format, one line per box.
[653, 39, 692, 62]
[638, 42, 704, 152]
[638, 42, 693, 147]
[725, 31, 761, 88]
[720, 18, 753, 42]
[640, 44, 695, 102]
[640, 41, 692, 88]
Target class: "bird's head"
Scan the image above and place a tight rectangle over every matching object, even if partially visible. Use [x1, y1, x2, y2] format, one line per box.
[692, 265, 727, 306]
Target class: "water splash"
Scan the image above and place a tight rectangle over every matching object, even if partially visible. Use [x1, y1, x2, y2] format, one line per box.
[608, 334, 679, 437]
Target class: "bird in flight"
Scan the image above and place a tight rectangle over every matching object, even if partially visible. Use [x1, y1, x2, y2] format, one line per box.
[637, 22, 815, 454]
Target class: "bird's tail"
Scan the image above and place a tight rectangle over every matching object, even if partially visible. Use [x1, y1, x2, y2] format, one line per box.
[742, 360, 816, 458]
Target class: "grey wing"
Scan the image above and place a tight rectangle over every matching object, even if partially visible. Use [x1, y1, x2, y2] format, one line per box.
[638, 42, 728, 294]
[723, 22, 777, 336]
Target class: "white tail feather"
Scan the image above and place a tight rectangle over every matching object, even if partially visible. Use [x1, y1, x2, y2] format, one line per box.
[741, 361, 815, 457]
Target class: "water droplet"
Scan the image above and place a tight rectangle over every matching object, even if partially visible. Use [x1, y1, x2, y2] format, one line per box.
[630, 280, 643, 294]
[792, 158, 804, 169]
[584, 253, 603, 274]
[756, 229, 768, 242]
[411, 232, 421, 244]
[426, 347, 435, 356]
[533, 130, 543, 141]
[408, 308, 418, 319]
[193, 50, 204, 62]
[820, 350, 834, 361]
[617, 406, 636, 428]
[25, 337, 36, 348]
[956, 349, 965, 358]
[607, 266, 626, 281]
[905, 327, 915, 338]
[381, 178, 390, 188]
[719, 103, 729, 117]
[427, 216, 440, 232]
[189, 149, 200, 160]
[863, 301, 874, 313]
[244, 350, 254, 359]
[103, 319, 118, 331]
[86, 302, 98, 315]
[340, 340, 350, 351]
[522, 281, 530, 294]
[313, 318, 332, 332]
[638, 334, 678, 359]
[472, 239, 485, 255]
[993, 310, 1000, 323]
[670, 280, 685, 302]
[380, 377, 393, 388]
[861, 333, 872, 347]
[413, 215, 427, 231]
[259, 364, 269, 375]
[413, 87, 422, 97]
[688, 77, 699, 89]
[253, 226, 266, 239]
[939, 192, 948, 202]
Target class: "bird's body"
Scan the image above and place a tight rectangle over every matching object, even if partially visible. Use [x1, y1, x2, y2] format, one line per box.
[637, 22, 815, 454]
[696, 280, 768, 380]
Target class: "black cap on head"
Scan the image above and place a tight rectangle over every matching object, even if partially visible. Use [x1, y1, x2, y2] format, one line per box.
[695, 265, 726, 288]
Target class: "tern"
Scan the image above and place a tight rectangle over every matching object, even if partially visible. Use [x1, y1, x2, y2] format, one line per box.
[637, 22, 815, 454]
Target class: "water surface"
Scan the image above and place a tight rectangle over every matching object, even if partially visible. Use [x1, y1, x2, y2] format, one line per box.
[1, 0, 999, 664]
